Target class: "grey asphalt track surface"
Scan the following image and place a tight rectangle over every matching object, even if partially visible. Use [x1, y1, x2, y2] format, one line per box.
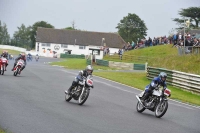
[0, 57, 199, 133]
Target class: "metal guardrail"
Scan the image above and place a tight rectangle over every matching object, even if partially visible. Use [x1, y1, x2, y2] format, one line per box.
[96, 59, 109, 66]
[60, 54, 85, 59]
[147, 66, 200, 93]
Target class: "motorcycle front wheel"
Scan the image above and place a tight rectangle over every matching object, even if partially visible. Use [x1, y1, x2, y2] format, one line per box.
[65, 93, 72, 102]
[136, 101, 145, 113]
[13, 68, 19, 76]
[155, 100, 168, 118]
[78, 89, 90, 105]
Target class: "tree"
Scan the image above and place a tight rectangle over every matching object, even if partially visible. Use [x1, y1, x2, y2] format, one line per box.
[64, 27, 75, 30]
[30, 21, 54, 48]
[116, 13, 148, 43]
[173, 7, 200, 29]
[13, 24, 31, 48]
[0, 20, 10, 45]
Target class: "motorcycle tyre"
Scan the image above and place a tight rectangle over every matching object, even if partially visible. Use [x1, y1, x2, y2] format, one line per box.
[78, 89, 90, 105]
[136, 101, 146, 113]
[155, 100, 168, 118]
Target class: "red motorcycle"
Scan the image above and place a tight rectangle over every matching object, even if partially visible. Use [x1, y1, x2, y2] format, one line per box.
[0, 57, 8, 75]
[13, 59, 24, 76]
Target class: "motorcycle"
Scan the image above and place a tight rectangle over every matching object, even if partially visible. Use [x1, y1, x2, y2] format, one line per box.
[136, 85, 171, 118]
[0, 57, 8, 75]
[27, 55, 32, 61]
[65, 75, 94, 105]
[35, 56, 39, 62]
[13, 59, 24, 76]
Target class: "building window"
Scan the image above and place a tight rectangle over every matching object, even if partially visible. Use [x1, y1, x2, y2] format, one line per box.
[41, 43, 51, 47]
[61, 44, 68, 48]
[42, 43, 46, 46]
[46, 43, 51, 47]
[79, 46, 86, 49]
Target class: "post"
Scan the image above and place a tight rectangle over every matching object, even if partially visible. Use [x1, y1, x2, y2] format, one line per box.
[90, 53, 92, 65]
[183, 17, 185, 54]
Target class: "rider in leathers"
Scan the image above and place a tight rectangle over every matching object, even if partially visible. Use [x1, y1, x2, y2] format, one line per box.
[11, 53, 26, 72]
[1, 51, 8, 71]
[67, 65, 94, 95]
[141, 72, 167, 104]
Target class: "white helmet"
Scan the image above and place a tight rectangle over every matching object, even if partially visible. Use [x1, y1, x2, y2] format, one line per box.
[86, 65, 93, 74]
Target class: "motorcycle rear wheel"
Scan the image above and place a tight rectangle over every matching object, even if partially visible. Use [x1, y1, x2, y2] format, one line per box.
[1, 65, 5, 75]
[78, 89, 90, 105]
[155, 100, 168, 118]
[136, 101, 146, 113]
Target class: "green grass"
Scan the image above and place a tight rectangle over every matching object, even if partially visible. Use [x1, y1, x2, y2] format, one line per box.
[50, 59, 117, 70]
[0, 49, 22, 55]
[93, 71, 200, 106]
[104, 44, 200, 75]
[51, 58, 200, 106]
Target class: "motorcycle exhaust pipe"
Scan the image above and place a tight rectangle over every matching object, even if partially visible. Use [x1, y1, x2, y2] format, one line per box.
[136, 95, 145, 107]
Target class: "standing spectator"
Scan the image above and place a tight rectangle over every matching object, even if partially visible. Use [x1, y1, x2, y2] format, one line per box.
[148, 37, 152, 46]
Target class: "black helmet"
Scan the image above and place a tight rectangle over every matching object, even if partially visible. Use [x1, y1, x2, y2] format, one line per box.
[159, 72, 167, 82]
[86, 65, 93, 74]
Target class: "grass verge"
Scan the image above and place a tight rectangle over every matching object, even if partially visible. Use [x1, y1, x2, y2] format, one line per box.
[0, 49, 22, 55]
[51, 58, 200, 106]
[50, 59, 117, 70]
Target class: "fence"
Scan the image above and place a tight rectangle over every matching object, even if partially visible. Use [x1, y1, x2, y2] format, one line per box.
[147, 66, 200, 93]
[94, 59, 146, 70]
[177, 46, 200, 55]
[60, 54, 85, 59]
[0, 45, 26, 52]
[104, 54, 152, 62]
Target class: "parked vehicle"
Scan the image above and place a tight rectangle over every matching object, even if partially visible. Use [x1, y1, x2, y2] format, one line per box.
[65, 75, 94, 105]
[136, 86, 171, 118]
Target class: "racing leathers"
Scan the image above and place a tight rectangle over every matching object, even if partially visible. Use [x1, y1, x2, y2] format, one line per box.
[1, 53, 8, 70]
[142, 76, 167, 103]
[12, 55, 26, 71]
[67, 70, 93, 95]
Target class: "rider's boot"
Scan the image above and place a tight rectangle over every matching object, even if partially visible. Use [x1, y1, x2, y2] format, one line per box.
[141, 93, 150, 105]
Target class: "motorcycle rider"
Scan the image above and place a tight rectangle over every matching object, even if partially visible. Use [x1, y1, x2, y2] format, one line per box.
[66, 65, 94, 95]
[35, 54, 39, 60]
[1, 50, 8, 71]
[141, 72, 167, 104]
[11, 53, 26, 72]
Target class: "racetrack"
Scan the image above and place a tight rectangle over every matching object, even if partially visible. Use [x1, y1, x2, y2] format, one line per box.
[0, 57, 199, 133]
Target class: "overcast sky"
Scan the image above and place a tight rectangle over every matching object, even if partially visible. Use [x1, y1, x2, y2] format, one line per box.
[0, 0, 199, 39]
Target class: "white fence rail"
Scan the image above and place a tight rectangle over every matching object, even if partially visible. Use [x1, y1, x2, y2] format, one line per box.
[0, 45, 26, 52]
[147, 66, 200, 93]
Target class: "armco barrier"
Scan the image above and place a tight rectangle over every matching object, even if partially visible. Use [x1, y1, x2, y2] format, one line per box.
[96, 59, 147, 70]
[134, 64, 146, 70]
[0, 45, 26, 52]
[60, 54, 85, 59]
[96, 59, 109, 66]
[147, 66, 200, 93]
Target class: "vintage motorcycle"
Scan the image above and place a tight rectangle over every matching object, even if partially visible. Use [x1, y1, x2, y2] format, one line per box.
[0, 57, 8, 75]
[13, 59, 25, 76]
[65, 75, 94, 105]
[136, 84, 171, 118]
[35, 56, 39, 62]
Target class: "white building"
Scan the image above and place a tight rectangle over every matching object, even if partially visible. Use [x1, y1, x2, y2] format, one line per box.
[35, 27, 126, 59]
